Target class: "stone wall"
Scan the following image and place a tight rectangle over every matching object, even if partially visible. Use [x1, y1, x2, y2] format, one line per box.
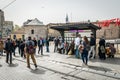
[96, 24, 120, 39]
[24, 25, 47, 40]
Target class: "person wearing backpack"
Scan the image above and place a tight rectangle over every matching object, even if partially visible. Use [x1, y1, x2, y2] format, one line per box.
[25, 36, 37, 68]
[4, 38, 13, 64]
[98, 36, 106, 60]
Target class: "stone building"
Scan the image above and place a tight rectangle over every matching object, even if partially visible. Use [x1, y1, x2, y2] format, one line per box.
[3, 21, 14, 38]
[23, 18, 47, 40]
[0, 9, 5, 38]
[10, 28, 25, 40]
[95, 22, 120, 39]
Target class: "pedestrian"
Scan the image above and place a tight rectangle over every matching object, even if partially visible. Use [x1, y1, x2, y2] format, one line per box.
[45, 38, 49, 52]
[4, 38, 13, 64]
[54, 37, 59, 52]
[12, 40, 16, 56]
[33, 37, 37, 54]
[98, 36, 106, 60]
[80, 36, 90, 65]
[0, 39, 4, 56]
[38, 37, 44, 55]
[17, 38, 22, 55]
[25, 36, 37, 68]
[68, 40, 75, 55]
[88, 33, 96, 59]
[20, 40, 25, 58]
[74, 34, 81, 58]
[64, 41, 69, 54]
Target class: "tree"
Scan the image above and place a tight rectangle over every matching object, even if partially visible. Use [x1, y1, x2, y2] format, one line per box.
[14, 24, 20, 31]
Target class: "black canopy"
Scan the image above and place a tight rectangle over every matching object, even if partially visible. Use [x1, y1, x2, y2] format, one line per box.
[49, 23, 101, 31]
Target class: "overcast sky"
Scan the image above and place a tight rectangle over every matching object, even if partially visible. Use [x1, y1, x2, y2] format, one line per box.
[0, 0, 120, 26]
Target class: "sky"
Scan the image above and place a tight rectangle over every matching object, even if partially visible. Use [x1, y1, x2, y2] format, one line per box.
[0, 0, 120, 26]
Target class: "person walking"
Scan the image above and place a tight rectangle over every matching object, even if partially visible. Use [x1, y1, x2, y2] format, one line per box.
[80, 36, 90, 65]
[4, 38, 13, 64]
[25, 36, 37, 68]
[46, 38, 49, 52]
[20, 40, 25, 58]
[12, 40, 16, 56]
[74, 34, 81, 58]
[33, 37, 37, 54]
[88, 33, 96, 59]
[17, 38, 22, 55]
[38, 37, 44, 55]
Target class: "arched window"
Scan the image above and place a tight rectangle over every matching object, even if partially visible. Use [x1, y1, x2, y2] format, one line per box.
[31, 29, 34, 34]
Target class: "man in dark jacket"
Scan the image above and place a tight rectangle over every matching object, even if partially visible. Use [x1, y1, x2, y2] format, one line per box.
[88, 33, 96, 59]
[46, 38, 49, 52]
[5, 38, 13, 64]
[33, 37, 37, 54]
[38, 37, 44, 55]
[98, 36, 106, 60]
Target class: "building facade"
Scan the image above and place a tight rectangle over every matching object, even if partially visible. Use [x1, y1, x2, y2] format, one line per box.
[12, 18, 47, 40]
[0, 9, 5, 38]
[96, 23, 120, 39]
[3, 21, 14, 38]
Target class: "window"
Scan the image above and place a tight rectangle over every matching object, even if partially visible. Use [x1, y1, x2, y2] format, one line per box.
[31, 29, 34, 34]
[13, 35, 16, 39]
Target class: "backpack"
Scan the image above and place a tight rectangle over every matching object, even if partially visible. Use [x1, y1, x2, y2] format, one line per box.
[100, 46, 105, 53]
[27, 41, 35, 54]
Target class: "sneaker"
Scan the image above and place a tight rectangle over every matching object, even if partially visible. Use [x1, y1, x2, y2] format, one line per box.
[27, 66, 31, 68]
[34, 64, 37, 68]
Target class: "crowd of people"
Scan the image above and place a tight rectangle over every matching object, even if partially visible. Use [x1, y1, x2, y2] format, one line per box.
[53, 33, 116, 66]
[0, 34, 116, 68]
[0, 36, 50, 69]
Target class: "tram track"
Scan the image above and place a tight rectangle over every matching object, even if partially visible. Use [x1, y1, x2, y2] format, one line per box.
[14, 57, 120, 80]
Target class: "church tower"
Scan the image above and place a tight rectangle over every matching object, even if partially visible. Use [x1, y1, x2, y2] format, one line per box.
[65, 14, 69, 23]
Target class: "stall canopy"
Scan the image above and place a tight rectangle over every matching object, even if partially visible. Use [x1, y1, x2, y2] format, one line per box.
[50, 23, 101, 31]
[48, 22, 101, 42]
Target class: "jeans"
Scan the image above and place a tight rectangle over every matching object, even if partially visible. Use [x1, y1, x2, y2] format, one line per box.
[38, 45, 43, 55]
[88, 45, 95, 59]
[46, 46, 49, 52]
[81, 49, 88, 65]
[75, 45, 79, 58]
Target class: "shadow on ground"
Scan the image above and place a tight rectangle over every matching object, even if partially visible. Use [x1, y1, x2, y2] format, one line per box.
[90, 57, 120, 65]
[30, 68, 46, 74]
[8, 63, 19, 67]
[88, 65, 112, 72]
[67, 54, 120, 65]
[0, 64, 2, 67]
[35, 54, 50, 58]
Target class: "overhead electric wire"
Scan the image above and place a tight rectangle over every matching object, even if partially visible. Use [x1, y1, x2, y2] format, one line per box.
[2, 0, 16, 10]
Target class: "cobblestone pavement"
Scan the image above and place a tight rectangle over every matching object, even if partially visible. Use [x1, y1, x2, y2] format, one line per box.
[0, 45, 120, 80]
